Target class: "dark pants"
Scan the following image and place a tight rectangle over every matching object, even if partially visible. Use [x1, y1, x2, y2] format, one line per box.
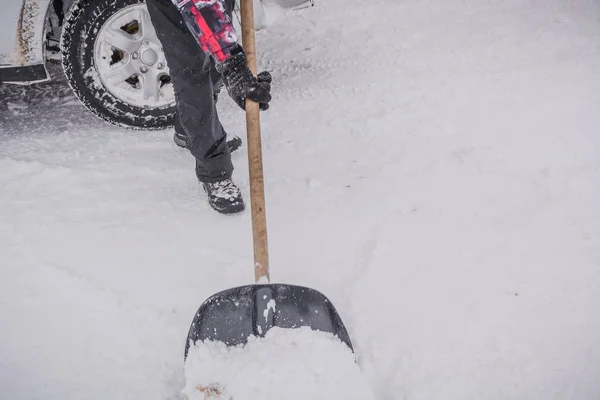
[146, 0, 233, 183]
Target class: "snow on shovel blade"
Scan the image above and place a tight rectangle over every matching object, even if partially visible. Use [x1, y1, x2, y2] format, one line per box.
[184, 284, 353, 359]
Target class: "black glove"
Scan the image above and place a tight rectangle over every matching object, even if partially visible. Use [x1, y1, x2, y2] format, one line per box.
[216, 50, 272, 111]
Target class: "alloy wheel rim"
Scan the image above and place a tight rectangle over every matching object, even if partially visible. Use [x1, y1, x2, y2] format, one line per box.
[93, 4, 175, 109]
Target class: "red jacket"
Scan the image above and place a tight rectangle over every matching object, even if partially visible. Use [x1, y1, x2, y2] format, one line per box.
[172, 0, 241, 63]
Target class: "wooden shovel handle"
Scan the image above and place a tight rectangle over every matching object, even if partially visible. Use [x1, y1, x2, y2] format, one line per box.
[241, 0, 270, 283]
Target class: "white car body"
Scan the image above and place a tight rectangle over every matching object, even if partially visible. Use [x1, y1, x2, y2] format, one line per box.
[0, 0, 55, 83]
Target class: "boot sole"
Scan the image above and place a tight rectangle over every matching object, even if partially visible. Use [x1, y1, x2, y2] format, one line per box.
[209, 200, 246, 214]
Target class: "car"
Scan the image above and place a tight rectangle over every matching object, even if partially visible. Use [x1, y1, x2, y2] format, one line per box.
[0, 0, 308, 130]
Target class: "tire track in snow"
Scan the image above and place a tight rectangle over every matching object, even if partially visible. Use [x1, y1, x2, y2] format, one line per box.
[45, 260, 183, 322]
[335, 210, 405, 399]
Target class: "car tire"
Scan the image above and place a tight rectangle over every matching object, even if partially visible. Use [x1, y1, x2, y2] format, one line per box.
[61, 0, 176, 130]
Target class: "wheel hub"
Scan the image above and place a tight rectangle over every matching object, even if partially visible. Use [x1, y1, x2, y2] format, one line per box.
[140, 48, 159, 66]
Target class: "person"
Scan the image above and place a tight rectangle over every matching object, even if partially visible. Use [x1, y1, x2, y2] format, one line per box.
[145, 0, 272, 214]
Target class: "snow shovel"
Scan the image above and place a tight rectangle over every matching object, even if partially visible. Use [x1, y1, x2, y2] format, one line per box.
[183, 0, 352, 360]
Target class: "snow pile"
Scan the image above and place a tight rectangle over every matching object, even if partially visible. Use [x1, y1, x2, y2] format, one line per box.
[182, 327, 375, 400]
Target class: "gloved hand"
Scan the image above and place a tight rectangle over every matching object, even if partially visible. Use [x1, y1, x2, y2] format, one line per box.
[216, 50, 272, 111]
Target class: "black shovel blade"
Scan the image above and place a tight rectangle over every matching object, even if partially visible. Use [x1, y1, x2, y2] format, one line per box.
[184, 284, 353, 360]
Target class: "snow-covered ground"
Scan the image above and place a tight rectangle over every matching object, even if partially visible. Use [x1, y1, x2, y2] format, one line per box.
[2, 0, 600, 399]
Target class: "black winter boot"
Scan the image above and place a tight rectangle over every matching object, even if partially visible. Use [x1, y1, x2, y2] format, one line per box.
[203, 179, 245, 214]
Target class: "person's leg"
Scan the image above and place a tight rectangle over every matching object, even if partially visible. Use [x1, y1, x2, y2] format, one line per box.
[172, 112, 187, 148]
[173, 65, 223, 148]
[145, 0, 233, 183]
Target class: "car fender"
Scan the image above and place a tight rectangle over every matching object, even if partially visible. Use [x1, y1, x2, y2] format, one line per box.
[0, 0, 53, 84]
